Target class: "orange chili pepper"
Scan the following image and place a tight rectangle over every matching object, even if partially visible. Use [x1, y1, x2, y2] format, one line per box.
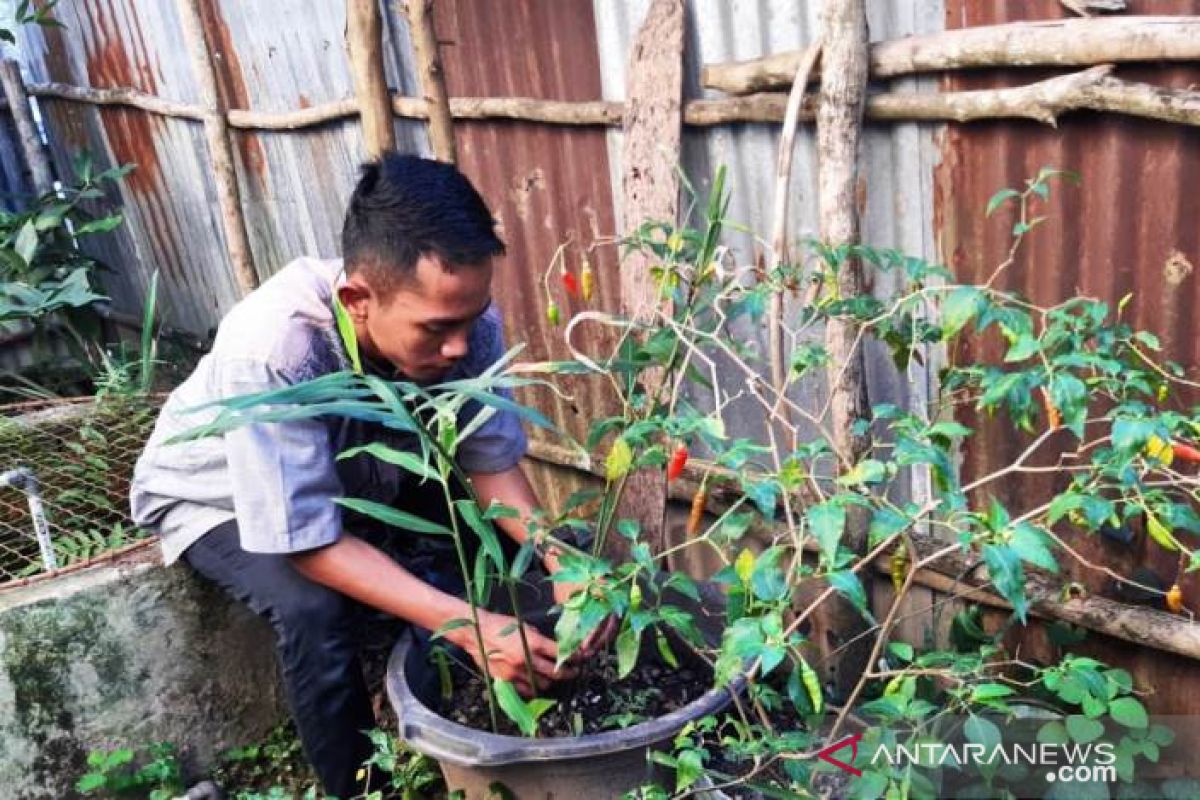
[686, 485, 708, 539]
[1166, 583, 1185, 613]
[1040, 386, 1061, 430]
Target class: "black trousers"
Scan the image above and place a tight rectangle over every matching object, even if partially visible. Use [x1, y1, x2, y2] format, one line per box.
[182, 487, 472, 798]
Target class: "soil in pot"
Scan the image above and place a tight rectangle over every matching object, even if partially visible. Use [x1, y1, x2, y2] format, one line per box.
[437, 646, 716, 738]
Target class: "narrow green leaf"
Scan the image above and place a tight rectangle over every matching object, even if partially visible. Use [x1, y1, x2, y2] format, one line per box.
[335, 497, 452, 535]
[492, 678, 537, 736]
[616, 625, 640, 678]
[338, 442, 439, 482]
[456, 499, 506, 571]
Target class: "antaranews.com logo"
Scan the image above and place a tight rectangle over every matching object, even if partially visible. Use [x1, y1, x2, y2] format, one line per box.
[813, 715, 1200, 799]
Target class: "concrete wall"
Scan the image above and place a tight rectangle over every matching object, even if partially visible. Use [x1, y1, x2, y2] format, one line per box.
[0, 546, 286, 799]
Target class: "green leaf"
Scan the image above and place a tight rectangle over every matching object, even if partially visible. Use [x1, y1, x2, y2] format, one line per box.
[431, 618, 473, 640]
[941, 286, 984, 339]
[828, 570, 874, 622]
[73, 214, 125, 235]
[675, 748, 704, 793]
[492, 678, 538, 736]
[964, 716, 1002, 750]
[982, 543, 1028, 622]
[808, 501, 846, 568]
[838, 458, 887, 487]
[455, 499, 506, 570]
[887, 642, 914, 662]
[1038, 720, 1070, 745]
[1009, 523, 1059, 573]
[338, 442, 439, 482]
[332, 295, 362, 374]
[616, 625, 640, 678]
[76, 773, 107, 793]
[986, 188, 1020, 216]
[14, 219, 37, 264]
[334, 497, 452, 535]
[1109, 696, 1148, 729]
[971, 683, 1015, 702]
[869, 506, 911, 546]
[1065, 715, 1106, 743]
[750, 547, 789, 602]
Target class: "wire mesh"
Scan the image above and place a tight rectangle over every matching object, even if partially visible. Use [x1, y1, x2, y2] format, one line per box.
[0, 395, 162, 587]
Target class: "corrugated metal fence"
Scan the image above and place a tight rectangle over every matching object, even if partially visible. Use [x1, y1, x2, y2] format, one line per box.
[4, 0, 1198, 711]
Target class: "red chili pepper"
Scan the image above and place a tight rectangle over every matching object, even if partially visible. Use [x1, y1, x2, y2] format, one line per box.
[562, 270, 580, 297]
[667, 443, 688, 481]
[1172, 441, 1200, 464]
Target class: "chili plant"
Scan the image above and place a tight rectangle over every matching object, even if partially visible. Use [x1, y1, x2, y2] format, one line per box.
[533, 166, 1197, 797]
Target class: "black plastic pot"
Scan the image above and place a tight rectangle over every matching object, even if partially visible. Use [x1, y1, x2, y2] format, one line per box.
[386, 629, 736, 799]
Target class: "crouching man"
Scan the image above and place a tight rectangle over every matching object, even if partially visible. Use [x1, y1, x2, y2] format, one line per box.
[131, 154, 579, 797]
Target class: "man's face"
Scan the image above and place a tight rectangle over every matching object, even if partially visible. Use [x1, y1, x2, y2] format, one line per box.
[340, 254, 494, 383]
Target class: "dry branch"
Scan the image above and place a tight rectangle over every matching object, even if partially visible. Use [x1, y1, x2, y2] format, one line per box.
[703, 16, 1200, 95]
[176, 0, 257, 295]
[0, 61, 53, 194]
[26, 75, 1200, 132]
[346, 0, 396, 158]
[404, 0, 456, 163]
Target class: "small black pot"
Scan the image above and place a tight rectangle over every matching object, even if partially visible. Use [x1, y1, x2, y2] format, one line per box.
[386, 629, 736, 799]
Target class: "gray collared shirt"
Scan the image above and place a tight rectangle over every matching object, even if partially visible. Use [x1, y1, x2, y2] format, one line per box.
[130, 257, 527, 564]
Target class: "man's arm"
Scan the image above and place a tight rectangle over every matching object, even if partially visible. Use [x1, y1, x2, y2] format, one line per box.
[468, 463, 565, 574]
[289, 534, 570, 696]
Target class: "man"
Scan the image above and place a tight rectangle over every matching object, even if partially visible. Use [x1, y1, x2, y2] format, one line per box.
[131, 154, 579, 796]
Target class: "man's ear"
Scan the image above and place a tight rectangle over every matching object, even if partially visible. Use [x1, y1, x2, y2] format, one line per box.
[337, 276, 372, 322]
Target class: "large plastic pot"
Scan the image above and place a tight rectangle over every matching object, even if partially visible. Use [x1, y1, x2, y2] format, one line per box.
[386, 629, 736, 799]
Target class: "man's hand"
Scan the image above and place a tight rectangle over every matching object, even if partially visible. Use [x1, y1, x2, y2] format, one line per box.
[447, 608, 576, 697]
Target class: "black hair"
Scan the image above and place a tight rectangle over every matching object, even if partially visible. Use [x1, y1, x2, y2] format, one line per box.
[342, 153, 504, 290]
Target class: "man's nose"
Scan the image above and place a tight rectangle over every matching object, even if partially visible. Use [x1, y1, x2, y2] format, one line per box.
[442, 330, 470, 360]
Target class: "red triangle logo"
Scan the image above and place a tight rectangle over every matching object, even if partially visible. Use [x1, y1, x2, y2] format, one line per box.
[817, 732, 863, 776]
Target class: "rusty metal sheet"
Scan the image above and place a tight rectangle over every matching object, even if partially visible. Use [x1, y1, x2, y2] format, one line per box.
[19, 0, 243, 337]
[938, 0, 1200, 712]
[428, 0, 625, 462]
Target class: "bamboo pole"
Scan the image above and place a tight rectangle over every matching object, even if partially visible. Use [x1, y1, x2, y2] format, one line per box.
[346, 0, 396, 158]
[703, 16, 1200, 95]
[176, 0, 257, 296]
[403, 0, 456, 163]
[0, 60, 53, 195]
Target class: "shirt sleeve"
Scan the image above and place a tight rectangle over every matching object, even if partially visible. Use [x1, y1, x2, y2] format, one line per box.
[455, 307, 529, 475]
[220, 358, 344, 554]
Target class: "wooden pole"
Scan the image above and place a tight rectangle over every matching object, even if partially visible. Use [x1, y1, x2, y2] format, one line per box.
[404, 0, 456, 163]
[346, 0, 396, 158]
[702, 16, 1200, 95]
[0, 60, 53, 195]
[176, 0, 257, 295]
[612, 0, 685, 559]
[813, 0, 874, 699]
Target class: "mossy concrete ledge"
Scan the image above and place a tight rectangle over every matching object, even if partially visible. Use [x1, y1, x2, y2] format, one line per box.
[0, 543, 286, 799]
